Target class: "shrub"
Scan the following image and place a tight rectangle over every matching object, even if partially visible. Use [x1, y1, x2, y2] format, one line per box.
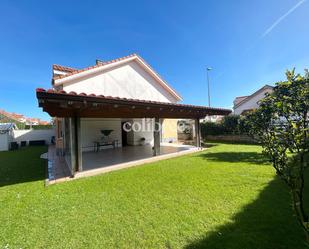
[24, 125, 54, 130]
[201, 122, 226, 136]
[246, 69, 309, 244]
[221, 115, 240, 134]
[201, 115, 248, 137]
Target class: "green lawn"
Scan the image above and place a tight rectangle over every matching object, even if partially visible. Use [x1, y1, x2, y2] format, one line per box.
[0, 144, 308, 249]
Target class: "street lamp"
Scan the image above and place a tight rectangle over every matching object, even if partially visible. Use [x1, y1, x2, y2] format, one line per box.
[206, 67, 212, 107]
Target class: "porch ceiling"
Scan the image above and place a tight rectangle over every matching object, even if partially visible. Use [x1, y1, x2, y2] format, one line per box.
[36, 88, 232, 118]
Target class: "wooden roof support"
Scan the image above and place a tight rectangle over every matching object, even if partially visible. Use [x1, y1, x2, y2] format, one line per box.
[36, 89, 232, 119]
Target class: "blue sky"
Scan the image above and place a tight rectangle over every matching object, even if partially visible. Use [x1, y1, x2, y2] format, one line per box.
[0, 0, 308, 121]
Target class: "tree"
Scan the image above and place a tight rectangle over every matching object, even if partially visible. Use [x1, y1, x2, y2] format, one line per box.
[246, 69, 309, 244]
[221, 115, 240, 134]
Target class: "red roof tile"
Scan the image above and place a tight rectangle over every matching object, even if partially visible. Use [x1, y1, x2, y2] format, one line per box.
[52, 64, 77, 73]
[53, 54, 136, 80]
[36, 88, 232, 114]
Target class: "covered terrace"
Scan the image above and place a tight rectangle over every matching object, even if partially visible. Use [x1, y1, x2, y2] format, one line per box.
[36, 88, 231, 182]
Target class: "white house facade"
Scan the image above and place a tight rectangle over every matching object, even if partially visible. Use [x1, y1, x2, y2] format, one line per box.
[233, 85, 273, 115]
[37, 54, 231, 181]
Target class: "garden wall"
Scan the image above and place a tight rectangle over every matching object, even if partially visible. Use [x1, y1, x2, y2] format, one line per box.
[13, 129, 55, 145]
[204, 134, 256, 144]
[178, 133, 193, 141]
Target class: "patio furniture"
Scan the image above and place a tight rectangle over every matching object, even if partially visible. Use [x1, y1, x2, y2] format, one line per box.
[92, 129, 117, 152]
[93, 140, 119, 152]
[101, 130, 113, 142]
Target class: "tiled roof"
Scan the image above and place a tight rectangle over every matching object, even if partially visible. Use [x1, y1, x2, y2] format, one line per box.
[233, 96, 248, 105]
[36, 88, 232, 114]
[234, 85, 273, 109]
[52, 64, 77, 73]
[53, 54, 136, 80]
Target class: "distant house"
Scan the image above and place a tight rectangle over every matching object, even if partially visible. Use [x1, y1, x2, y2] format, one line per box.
[233, 85, 273, 115]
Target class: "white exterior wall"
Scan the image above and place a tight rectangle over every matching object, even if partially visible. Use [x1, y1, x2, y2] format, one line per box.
[62, 61, 177, 103]
[81, 118, 122, 151]
[80, 118, 157, 150]
[234, 88, 273, 115]
[13, 129, 55, 145]
[129, 118, 154, 146]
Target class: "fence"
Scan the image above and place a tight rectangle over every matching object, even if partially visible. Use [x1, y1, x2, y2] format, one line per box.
[13, 129, 55, 145]
[204, 134, 256, 144]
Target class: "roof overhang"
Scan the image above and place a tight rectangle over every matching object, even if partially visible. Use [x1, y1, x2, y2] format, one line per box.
[36, 88, 231, 119]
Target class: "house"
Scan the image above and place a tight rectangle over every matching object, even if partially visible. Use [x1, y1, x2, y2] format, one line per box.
[233, 85, 273, 115]
[36, 54, 231, 181]
[0, 123, 17, 151]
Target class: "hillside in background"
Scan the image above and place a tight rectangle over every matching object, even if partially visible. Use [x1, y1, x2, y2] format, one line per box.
[0, 109, 52, 129]
[0, 112, 25, 129]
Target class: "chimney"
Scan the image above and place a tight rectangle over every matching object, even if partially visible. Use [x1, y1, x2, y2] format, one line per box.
[96, 59, 105, 65]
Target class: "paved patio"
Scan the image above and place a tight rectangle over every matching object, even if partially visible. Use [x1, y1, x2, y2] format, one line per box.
[82, 144, 192, 170]
[46, 144, 200, 184]
[45, 146, 71, 184]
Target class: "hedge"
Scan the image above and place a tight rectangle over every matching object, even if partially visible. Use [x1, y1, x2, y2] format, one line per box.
[201, 115, 248, 137]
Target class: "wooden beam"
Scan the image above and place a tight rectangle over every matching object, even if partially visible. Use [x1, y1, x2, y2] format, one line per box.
[68, 117, 77, 175]
[37, 91, 232, 119]
[195, 118, 201, 148]
[153, 117, 160, 156]
[75, 117, 82, 172]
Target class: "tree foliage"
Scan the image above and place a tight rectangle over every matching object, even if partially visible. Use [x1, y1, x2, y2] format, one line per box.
[246, 69, 309, 244]
[201, 115, 249, 136]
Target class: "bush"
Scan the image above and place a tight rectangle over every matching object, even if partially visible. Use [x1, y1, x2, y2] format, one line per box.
[201, 115, 249, 137]
[24, 125, 54, 130]
[221, 115, 240, 133]
[201, 122, 226, 136]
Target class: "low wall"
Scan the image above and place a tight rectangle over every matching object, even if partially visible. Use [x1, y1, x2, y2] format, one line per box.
[204, 134, 256, 144]
[178, 133, 193, 141]
[13, 129, 55, 145]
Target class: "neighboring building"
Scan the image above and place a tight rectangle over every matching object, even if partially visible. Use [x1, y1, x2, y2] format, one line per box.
[233, 85, 273, 115]
[36, 53, 231, 179]
[0, 123, 17, 151]
[0, 109, 50, 126]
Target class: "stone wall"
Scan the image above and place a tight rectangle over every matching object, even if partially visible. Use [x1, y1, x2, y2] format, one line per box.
[204, 135, 256, 144]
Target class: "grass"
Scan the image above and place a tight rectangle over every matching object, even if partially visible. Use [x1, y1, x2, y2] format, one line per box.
[0, 144, 308, 249]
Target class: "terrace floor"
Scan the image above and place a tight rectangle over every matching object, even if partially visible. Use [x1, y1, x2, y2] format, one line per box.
[82, 144, 193, 170]
[47, 144, 199, 184]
